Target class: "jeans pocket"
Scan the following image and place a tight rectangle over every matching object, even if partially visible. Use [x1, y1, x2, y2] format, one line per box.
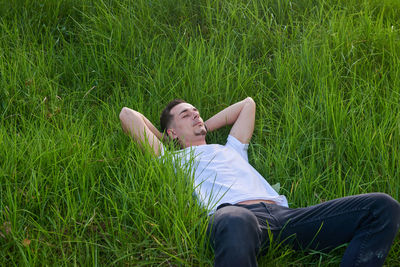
[256, 203, 281, 231]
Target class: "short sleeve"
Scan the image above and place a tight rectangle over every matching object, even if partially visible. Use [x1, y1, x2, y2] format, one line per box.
[157, 144, 168, 163]
[159, 144, 165, 156]
[226, 135, 249, 162]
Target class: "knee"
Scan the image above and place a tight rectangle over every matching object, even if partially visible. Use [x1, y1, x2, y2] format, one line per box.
[218, 206, 258, 231]
[370, 193, 400, 223]
[210, 206, 260, 241]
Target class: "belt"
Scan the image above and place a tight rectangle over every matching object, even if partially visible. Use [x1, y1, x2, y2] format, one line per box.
[238, 199, 276, 205]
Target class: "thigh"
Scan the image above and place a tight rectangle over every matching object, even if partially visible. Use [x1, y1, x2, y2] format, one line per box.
[207, 203, 280, 247]
[207, 205, 258, 244]
[207, 203, 281, 254]
[268, 194, 383, 250]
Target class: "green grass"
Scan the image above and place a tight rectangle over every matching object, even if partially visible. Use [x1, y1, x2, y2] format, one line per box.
[1, 0, 400, 265]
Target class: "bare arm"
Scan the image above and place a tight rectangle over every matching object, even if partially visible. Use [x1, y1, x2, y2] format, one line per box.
[204, 97, 256, 144]
[119, 107, 163, 156]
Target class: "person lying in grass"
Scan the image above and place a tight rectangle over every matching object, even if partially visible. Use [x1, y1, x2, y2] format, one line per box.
[119, 97, 400, 267]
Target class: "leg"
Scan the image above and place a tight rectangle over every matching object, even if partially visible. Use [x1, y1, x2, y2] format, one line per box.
[207, 205, 263, 267]
[267, 193, 400, 267]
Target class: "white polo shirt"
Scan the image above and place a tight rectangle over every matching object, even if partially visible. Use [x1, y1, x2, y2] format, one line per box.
[172, 135, 288, 214]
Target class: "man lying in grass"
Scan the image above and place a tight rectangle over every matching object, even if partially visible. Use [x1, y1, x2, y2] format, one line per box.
[119, 97, 400, 267]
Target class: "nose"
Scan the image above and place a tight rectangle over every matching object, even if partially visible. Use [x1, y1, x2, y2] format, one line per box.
[193, 111, 199, 120]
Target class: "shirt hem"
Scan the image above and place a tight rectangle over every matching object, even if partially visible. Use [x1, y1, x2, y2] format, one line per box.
[207, 195, 288, 215]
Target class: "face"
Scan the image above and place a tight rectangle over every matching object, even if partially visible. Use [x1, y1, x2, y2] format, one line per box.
[167, 103, 207, 146]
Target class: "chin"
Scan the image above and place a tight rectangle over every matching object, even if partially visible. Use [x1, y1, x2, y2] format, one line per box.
[195, 129, 207, 136]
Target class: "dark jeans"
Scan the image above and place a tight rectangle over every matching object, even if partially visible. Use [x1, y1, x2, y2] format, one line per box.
[207, 193, 400, 267]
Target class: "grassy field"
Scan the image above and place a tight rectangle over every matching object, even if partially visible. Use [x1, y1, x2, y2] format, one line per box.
[1, 0, 400, 265]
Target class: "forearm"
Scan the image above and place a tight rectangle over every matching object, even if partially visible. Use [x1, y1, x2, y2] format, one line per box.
[119, 107, 163, 155]
[119, 108, 160, 139]
[141, 113, 163, 140]
[205, 97, 254, 132]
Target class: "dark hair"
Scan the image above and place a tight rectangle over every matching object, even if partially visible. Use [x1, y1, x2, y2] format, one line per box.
[160, 99, 186, 134]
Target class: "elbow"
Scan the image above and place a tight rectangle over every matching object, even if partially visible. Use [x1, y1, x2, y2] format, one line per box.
[119, 107, 128, 122]
[119, 107, 133, 123]
[245, 97, 256, 109]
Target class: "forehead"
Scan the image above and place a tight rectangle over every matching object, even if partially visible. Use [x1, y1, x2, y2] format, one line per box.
[170, 102, 196, 116]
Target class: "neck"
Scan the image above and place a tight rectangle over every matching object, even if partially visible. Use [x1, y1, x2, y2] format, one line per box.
[183, 136, 207, 148]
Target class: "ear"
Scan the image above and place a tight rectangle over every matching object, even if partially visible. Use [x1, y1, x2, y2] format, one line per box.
[167, 128, 177, 139]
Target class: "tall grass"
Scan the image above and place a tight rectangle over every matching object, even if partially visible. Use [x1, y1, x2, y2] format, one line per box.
[1, 0, 400, 265]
